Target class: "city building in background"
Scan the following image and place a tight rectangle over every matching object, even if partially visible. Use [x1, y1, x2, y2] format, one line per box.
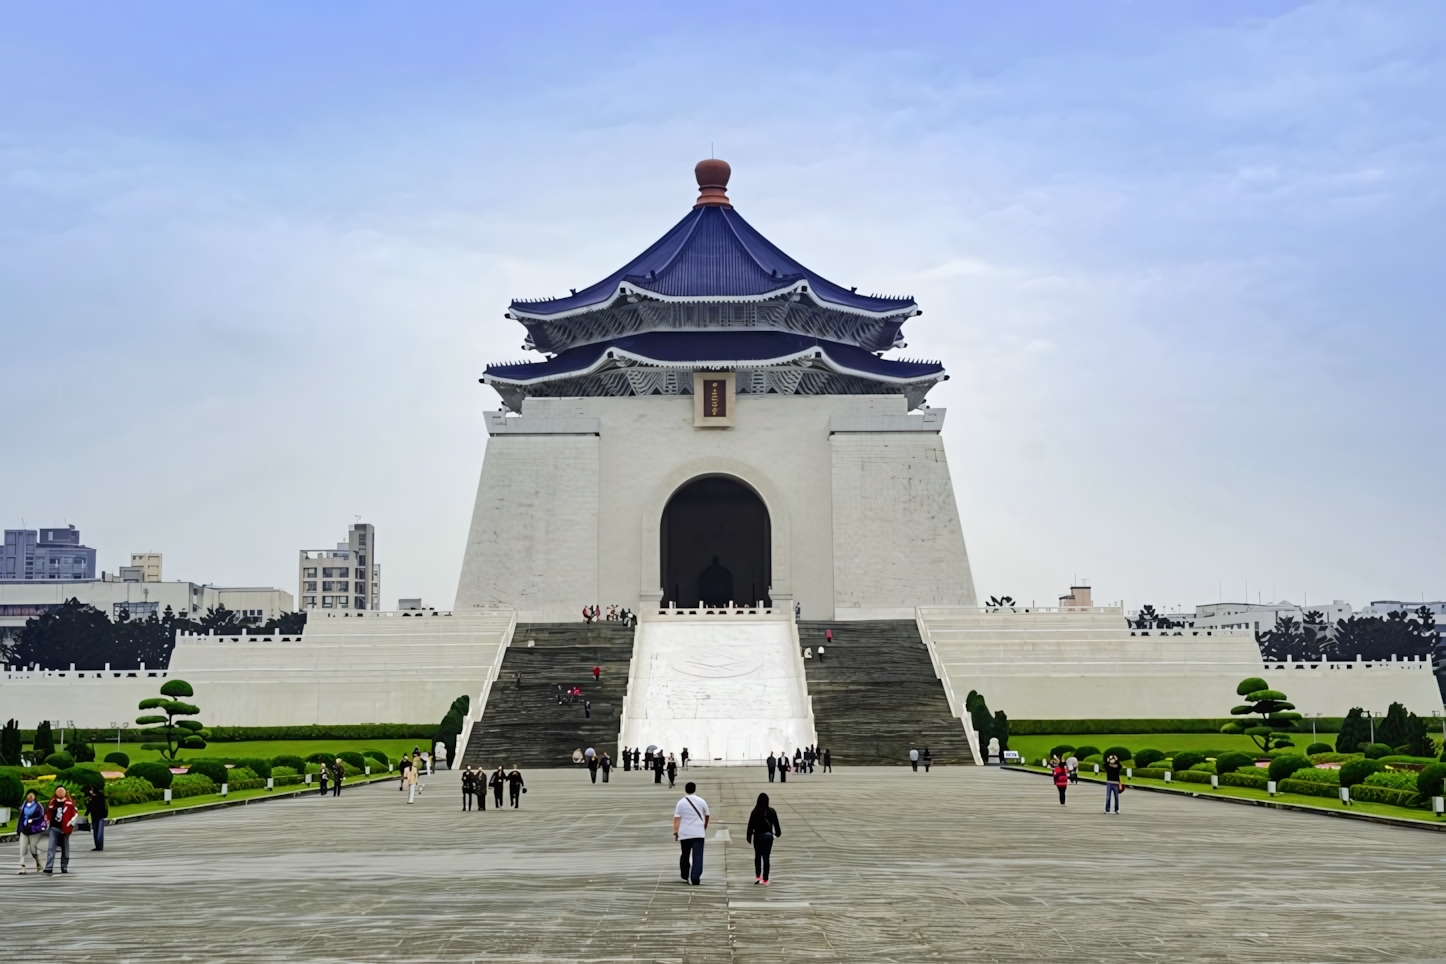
[298, 522, 379, 613]
[0, 578, 293, 641]
[121, 552, 163, 583]
[1365, 600, 1446, 619]
[2, 526, 97, 581]
[1191, 599, 1354, 633]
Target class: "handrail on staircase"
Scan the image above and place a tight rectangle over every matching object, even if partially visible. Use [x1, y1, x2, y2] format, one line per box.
[915, 607, 983, 766]
[456, 609, 518, 759]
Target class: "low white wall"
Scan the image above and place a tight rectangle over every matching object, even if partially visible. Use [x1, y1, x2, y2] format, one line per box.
[919, 607, 1445, 721]
[0, 610, 516, 728]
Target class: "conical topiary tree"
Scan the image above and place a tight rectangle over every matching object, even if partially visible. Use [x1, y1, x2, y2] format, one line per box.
[136, 679, 208, 761]
[1220, 677, 1301, 751]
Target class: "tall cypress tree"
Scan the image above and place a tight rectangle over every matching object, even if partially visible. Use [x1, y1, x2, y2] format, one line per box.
[1336, 707, 1371, 754]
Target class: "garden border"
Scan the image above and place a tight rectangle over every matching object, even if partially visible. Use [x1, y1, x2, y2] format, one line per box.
[0, 772, 399, 844]
[1002, 766, 1446, 833]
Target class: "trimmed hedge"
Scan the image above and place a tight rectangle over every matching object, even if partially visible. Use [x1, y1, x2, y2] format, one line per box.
[126, 761, 174, 790]
[1363, 743, 1393, 760]
[338, 751, 367, 771]
[1010, 719, 1345, 735]
[234, 757, 272, 778]
[56, 767, 105, 794]
[1362, 771, 1419, 792]
[1268, 755, 1313, 783]
[362, 749, 390, 769]
[1049, 744, 1075, 760]
[1133, 749, 1165, 768]
[1339, 759, 1385, 789]
[271, 755, 305, 772]
[1133, 767, 1170, 779]
[1220, 771, 1269, 790]
[1101, 746, 1132, 763]
[1171, 751, 1206, 772]
[1072, 745, 1101, 760]
[186, 760, 230, 785]
[0, 770, 22, 808]
[45, 751, 76, 770]
[273, 774, 303, 787]
[105, 776, 164, 805]
[1215, 752, 1255, 775]
[1174, 770, 1213, 785]
[103, 752, 131, 768]
[204, 724, 438, 742]
[1350, 785, 1419, 807]
[170, 773, 217, 798]
[1305, 742, 1332, 756]
[1284, 767, 1339, 785]
[1417, 763, 1446, 799]
[1279, 778, 1339, 799]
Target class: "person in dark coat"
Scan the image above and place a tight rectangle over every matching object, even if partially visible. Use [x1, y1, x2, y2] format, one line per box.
[506, 767, 526, 808]
[653, 753, 664, 784]
[83, 784, 109, 851]
[745, 792, 782, 884]
[461, 768, 475, 810]
[822, 748, 832, 773]
[318, 765, 329, 796]
[632, 747, 640, 770]
[622, 746, 631, 772]
[778, 755, 789, 783]
[766, 752, 777, 782]
[332, 759, 344, 796]
[588, 754, 600, 784]
[666, 755, 678, 788]
[491, 766, 505, 808]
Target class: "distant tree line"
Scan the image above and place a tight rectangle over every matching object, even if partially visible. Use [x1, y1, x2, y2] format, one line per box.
[1, 599, 306, 671]
[1256, 606, 1440, 663]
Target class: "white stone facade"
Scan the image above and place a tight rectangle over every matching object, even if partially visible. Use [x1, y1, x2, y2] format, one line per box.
[454, 394, 976, 621]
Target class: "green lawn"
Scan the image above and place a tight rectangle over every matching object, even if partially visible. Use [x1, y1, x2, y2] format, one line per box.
[59, 739, 426, 768]
[1009, 732, 1321, 765]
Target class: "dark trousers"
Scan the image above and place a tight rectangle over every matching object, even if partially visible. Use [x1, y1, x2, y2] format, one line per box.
[767, 766, 775, 782]
[654, 768, 662, 783]
[752, 832, 774, 880]
[779, 769, 786, 782]
[44, 828, 70, 873]
[510, 788, 521, 808]
[602, 769, 609, 783]
[463, 791, 472, 811]
[92, 817, 105, 850]
[1057, 786, 1067, 804]
[923, 760, 931, 772]
[493, 787, 503, 807]
[911, 760, 918, 771]
[679, 837, 705, 883]
[318, 781, 328, 796]
[333, 779, 341, 797]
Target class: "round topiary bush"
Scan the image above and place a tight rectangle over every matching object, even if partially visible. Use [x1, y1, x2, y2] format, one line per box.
[56, 766, 105, 795]
[1363, 743, 1393, 760]
[271, 754, 305, 772]
[1267, 754, 1313, 783]
[1133, 749, 1165, 768]
[236, 757, 271, 779]
[1305, 743, 1331, 756]
[45, 750, 75, 770]
[1214, 751, 1255, 775]
[126, 760, 174, 790]
[103, 751, 130, 768]
[1071, 745, 1100, 760]
[305, 751, 336, 765]
[1172, 751, 1206, 773]
[1338, 758, 1384, 789]
[186, 759, 230, 785]
[362, 749, 390, 769]
[1416, 763, 1446, 799]
[1048, 745, 1075, 761]
[1102, 746, 1132, 763]
[0, 769, 23, 808]
[338, 751, 367, 771]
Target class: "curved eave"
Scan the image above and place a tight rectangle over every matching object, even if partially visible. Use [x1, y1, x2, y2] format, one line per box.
[510, 279, 917, 326]
[483, 336, 945, 389]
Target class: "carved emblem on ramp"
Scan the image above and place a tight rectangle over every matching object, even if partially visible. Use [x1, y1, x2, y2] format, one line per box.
[669, 651, 763, 679]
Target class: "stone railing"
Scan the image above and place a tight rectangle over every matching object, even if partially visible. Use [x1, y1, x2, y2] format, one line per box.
[1263, 654, 1435, 671]
[3, 664, 167, 680]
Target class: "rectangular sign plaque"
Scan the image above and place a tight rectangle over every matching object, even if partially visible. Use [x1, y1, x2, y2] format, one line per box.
[693, 372, 736, 427]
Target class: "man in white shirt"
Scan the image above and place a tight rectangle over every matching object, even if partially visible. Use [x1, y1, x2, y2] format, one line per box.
[672, 781, 710, 885]
[909, 746, 920, 771]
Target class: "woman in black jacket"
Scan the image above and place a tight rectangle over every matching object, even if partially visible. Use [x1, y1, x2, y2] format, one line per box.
[745, 792, 782, 884]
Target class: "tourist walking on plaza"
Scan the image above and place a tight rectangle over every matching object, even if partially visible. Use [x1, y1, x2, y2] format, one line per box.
[666, 754, 678, 788]
[476, 767, 487, 810]
[746, 792, 782, 885]
[1051, 756, 1069, 805]
[822, 748, 832, 773]
[83, 783, 108, 851]
[43, 785, 77, 874]
[462, 768, 475, 810]
[601, 752, 611, 783]
[622, 746, 630, 771]
[398, 754, 409, 791]
[778, 754, 789, 783]
[592, 664, 601, 682]
[644, 746, 655, 772]
[332, 759, 345, 796]
[632, 747, 640, 771]
[673, 781, 710, 885]
[1103, 752, 1124, 814]
[1066, 755, 1079, 785]
[507, 767, 526, 808]
[653, 752, 664, 784]
[318, 763, 330, 796]
[588, 753, 600, 784]
[681, 747, 689, 769]
[766, 752, 777, 782]
[17, 790, 45, 874]
[909, 746, 920, 771]
[922, 747, 932, 773]
[491, 766, 505, 808]
[405, 759, 419, 804]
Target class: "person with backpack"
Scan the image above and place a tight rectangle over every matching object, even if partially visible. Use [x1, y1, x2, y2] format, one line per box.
[1051, 755, 1070, 805]
[1066, 754, 1079, 785]
[673, 781, 710, 885]
[17, 790, 46, 874]
[745, 792, 782, 885]
[83, 783, 109, 851]
[43, 785, 77, 874]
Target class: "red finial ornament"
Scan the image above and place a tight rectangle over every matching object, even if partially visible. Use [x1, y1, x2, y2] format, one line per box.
[694, 159, 732, 208]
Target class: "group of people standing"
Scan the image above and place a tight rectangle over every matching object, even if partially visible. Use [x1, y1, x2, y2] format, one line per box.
[581, 604, 636, 626]
[460, 765, 525, 809]
[397, 747, 436, 803]
[617, 745, 690, 787]
[16, 783, 100, 876]
[1049, 751, 1125, 812]
[765, 746, 829, 782]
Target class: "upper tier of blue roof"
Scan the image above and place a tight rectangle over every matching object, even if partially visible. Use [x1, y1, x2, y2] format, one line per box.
[510, 205, 917, 318]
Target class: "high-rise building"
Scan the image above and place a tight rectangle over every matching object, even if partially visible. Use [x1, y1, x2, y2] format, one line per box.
[1, 526, 96, 581]
[121, 553, 163, 582]
[298, 522, 379, 612]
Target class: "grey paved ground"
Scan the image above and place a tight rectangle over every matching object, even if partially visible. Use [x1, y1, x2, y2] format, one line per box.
[4, 766, 1445, 962]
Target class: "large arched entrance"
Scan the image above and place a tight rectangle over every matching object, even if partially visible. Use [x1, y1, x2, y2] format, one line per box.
[660, 475, 771, 608]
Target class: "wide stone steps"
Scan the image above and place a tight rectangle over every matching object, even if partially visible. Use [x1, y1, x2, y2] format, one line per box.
[800, 620, 975, 766]
[460, 622, 634, 769]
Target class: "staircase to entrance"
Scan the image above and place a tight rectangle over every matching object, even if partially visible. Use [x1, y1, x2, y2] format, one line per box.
[800, 620, 975, 766]
[460, 622, 634, 769]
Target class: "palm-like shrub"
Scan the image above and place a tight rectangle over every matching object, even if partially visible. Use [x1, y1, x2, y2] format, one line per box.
[136, 679, 208, 760]
[1221, 677, 1301, 751]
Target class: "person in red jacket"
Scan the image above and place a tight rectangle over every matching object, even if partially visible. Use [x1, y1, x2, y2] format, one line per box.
[1050, 756, 1069, 806]
[43, 785, 78, 874]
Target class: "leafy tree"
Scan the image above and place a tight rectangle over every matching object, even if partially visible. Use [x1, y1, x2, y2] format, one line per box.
[984, 596, 1015, 611]
[437, 694, 470, 766]
[136, 679, 208, 760]
[1374, 701, 1434, 757]
[0, 718, 21, 766]
[1331, 610, 1435, 661]
[1256, 615, 1327, 662]
[1336, 707, 1371, 753]
[992, 710, 1010, 753]
[1220, 677, 1300, 751]
[965, 690, 994, 756]
[33, 720, 55, 763]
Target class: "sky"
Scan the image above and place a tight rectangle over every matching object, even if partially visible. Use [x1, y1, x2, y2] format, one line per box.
[1, 1, 1443, 613]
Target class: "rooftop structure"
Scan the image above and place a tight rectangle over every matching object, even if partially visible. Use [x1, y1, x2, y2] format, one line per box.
[483, 160, 946, 412]
[2, 526, 96, 581]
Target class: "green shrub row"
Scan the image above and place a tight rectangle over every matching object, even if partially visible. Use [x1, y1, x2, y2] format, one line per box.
[227, 778, 266, 792]
[1284, 767, 1339, 785]
[273, 774, 303, 787]
[1350, 785, 1419, 807]
[124, 761, 174, 790]
[1174, 770, 1213, 785]
[1278, 778, 1340, 799]
[1362, 771, 1419, 792]
[170, 773, 217, 798]
[1220, 772, 1269, 790]
[1418, 764, 1446, 798]
[205, 724, 438, 742]
[1011, 718, 1344, 735]
[105, 777, 165, 805]
[1133, 767, 1169, 779]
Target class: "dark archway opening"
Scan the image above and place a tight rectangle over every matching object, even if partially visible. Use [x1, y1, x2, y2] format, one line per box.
[660, 475, 771, 608]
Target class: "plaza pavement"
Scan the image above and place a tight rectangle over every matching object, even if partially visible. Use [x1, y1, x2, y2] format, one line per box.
[4, 765, 1446, 962]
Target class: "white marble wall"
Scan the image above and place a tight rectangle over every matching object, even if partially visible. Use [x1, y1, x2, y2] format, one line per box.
[619, 611, 815, 763]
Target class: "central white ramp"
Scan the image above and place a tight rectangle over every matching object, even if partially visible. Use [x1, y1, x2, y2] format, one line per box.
[620, 608, 815, 765]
